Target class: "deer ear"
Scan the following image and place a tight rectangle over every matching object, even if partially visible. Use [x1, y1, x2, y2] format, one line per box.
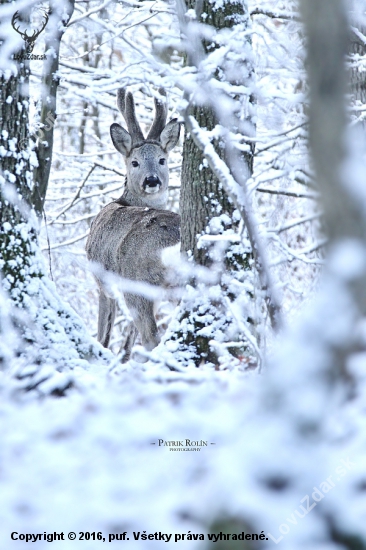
[160, 119, 180, 152]
[110, 123, 132, 156]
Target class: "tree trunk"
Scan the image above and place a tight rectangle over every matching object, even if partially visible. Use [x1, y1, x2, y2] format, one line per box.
[0, 6, 34, 301]
[0, 0, 109, 390]
[181, 104, 235, 266]
[32, 0, 75, 217]
[166, 0, 258, 367]
[180, 0, 254, 266]
[349, 0, 366, 128]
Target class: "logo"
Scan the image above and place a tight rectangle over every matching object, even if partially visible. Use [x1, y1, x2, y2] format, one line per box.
[151, 439, 216, 451]
[11, 7, 49, 59]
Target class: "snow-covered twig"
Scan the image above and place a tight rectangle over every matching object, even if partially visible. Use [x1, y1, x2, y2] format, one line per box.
[250, 8, 299, 21]
[256, 187, 318, 199]
[268, 213, 321, 234]
[41, 230, 90, 251]
[68, 0, 115, 26]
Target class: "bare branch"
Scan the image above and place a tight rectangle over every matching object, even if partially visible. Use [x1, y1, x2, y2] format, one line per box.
[41, 230, 90, 251]
[250, 8, 299, 21]
[268, 213, 321, 234]
[256, 187, 318, 199]
[67, 0, 114, 26]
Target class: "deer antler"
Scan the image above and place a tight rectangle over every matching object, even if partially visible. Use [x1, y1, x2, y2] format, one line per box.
[11, 9, 49, 46]
[146, 88, 168, 141]
[11, 12, 28, 42]
[116, 88, 145, 145]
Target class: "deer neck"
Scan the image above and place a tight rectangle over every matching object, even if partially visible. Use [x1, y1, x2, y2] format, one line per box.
[121, 186, 168, 210]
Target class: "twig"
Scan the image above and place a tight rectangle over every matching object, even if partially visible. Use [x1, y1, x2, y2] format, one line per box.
[67, 11, 158, 59]
[270, 234, 327, 264]
[68, 0, 115, 26]
[43, 210, 54, 281]
[50, 213, 95, 226]
[93, 160, 125, 176]
[52, 165, 96, 222]
[250, 8, 299, 21]
[268, 212, 321, 234]
[350, 26, 366, 47]
[47, 183, 122, 207]
[56, 150, 116, 157]
[254, 128, 305, 156]
[58, 60, 97, 73]
[224, 296, 262, 367]
[256, 187, 318, 199]
[41, 230, 90, 252]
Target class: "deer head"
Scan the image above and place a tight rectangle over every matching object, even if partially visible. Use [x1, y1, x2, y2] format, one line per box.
[110, 88, 181, 209]
[11, 9, 49, 52]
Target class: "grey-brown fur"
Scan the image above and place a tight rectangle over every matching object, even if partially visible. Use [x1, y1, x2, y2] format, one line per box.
[86, 88, 181, 361]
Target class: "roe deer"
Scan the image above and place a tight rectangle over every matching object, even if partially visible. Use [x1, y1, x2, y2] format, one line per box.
[86, 88, 181, 361]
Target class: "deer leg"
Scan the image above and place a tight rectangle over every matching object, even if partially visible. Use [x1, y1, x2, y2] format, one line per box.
[125, 294, 160, 353]
[119, 322, 138, 363]
[97, 291, 117, 348]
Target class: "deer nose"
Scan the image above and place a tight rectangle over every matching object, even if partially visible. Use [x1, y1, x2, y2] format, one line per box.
[144, 175, 160, 188]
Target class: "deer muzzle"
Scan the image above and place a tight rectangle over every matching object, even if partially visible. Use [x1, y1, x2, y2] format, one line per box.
[143, 175, 161, 194]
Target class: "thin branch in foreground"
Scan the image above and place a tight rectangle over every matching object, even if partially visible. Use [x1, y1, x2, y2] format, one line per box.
[93, 160, 125, 177]
[48, 184, 122, 207]
[254, 128, 305, 156]
[68, 0, 115, 26]
[256, 187, 318, 199]
[268, 212, 321, 234]
[56, 150, 116, 158]
[50, 213, 95, 226]
[250, 8, 299, 21]
[43, 210, 54, 281]
[223, 296, 262, 367]
[41, 230, 90, 252]
[270, 234, 327, 264]
[51, 165, 96, 223]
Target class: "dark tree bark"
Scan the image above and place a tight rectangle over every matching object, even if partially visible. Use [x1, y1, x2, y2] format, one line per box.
[32, 0, 75, 217]
[349, 0, 366, 127]
[0, 3, 35, 301]
[166, 0, 260, 367]
[350, 31, 366, 105]
[181, 104, 238, 266]
[180, 0, 254, 266]
[0, 0, 108, 386]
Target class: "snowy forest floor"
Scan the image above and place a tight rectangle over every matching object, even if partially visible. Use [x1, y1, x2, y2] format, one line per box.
[1, 324, 366, 549]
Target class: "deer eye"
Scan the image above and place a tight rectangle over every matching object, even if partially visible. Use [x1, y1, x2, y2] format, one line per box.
[159, 158, 166, 165]
[131, 161, 139, 167]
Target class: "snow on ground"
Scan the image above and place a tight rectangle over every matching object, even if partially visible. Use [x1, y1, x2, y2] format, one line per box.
[1, 334, 366, 550]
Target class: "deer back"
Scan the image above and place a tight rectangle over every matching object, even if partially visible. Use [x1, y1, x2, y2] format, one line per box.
[86, 202, 180, 287]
